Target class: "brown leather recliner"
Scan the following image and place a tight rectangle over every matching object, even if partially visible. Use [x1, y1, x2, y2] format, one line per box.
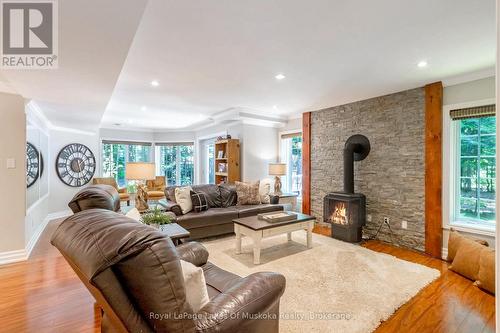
[51, 209, 286, 333]
[93, 177, 131, 206]
[68, 184, 121, 213]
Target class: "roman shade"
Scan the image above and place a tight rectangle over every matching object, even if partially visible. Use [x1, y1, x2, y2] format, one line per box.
[155, 142, 194, 146]
[450, 104, 495, 120]
[102, 140, 152, 146]
[280, 132, 301, 139]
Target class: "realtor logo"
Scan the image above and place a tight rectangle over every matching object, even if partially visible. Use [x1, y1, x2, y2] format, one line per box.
[1, 0, 58, 68]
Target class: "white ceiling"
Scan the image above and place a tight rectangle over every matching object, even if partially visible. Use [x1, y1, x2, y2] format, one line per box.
[0, 0, 148, 132]
[1, 0, 496, 132]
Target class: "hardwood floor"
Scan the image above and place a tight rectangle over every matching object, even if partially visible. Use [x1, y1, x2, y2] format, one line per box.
[0, 222, 494, 333]
[314, 225, 496, 333]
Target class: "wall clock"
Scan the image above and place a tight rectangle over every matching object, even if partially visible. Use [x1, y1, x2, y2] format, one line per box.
[26, 142, 43, 188]
[56, 143, 96, 187]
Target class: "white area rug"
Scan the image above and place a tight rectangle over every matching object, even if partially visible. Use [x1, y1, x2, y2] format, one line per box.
[202, 232, 440, 333]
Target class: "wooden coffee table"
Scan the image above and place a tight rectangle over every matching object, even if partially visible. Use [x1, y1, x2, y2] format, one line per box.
[233, 212, 316, 264]
[159, 223, 190, 245]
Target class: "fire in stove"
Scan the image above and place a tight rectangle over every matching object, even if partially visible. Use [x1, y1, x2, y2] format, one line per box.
[331, 202, 348, 225]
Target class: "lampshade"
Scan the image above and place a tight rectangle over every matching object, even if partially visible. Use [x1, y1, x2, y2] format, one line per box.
[126, 162, 156, 180]
[268, 163, 287, 176]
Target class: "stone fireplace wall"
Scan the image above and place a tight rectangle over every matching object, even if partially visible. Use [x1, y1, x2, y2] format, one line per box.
[310, 87, 425, 251]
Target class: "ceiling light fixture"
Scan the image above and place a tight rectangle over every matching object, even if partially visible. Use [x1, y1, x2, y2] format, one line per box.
[275, 73, 286, 80]
[141, 106, 147, 111]
[417, 60, 428, 68]
[151, 80, 159, 87]
[273, 105, 278, 110]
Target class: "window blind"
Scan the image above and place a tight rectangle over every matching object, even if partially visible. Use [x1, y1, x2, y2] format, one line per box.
[450, 104, 495, 120]
[102, 140, 152, 146]
[155, 142, 194, 147]
[280, 132, 302, 139]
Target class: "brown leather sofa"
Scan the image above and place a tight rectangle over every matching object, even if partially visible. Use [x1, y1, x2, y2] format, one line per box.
[51, 209, 286, 333]
[162, 184, 283, 239]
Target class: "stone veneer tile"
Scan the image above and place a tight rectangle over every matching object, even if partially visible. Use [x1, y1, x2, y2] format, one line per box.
[311, 88, 425, 251]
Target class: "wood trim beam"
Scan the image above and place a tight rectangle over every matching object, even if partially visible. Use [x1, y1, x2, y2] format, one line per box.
[424, 82, 443, 258]
[302, 112, 311, 214]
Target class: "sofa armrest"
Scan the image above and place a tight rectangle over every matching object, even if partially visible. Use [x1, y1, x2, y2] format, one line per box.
[195, 272, 286, 332]
[176, 242, 208, 266]
[158, 199, 183, 216]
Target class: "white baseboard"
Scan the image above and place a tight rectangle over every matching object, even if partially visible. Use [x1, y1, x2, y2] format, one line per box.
[0, 210, 73, 266]
[46, 210, 73, 221]
[0, 249, 27, 265]
[442, 247, 448, 261]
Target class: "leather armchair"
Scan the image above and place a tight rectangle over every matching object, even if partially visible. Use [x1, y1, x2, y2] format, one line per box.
[93, 177, 130, 206]
[51, 209, 286, 333]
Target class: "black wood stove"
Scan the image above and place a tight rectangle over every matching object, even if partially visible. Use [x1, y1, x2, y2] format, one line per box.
[323, 134, 370, 243]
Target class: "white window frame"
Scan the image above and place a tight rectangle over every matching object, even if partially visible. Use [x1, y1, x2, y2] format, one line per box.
[278, 129, 303, 196]
[443, 98, 496, 236]
[154, 141, 196, 186]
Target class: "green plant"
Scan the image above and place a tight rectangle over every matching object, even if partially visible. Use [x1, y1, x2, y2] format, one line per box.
[141, 206, 173, 226]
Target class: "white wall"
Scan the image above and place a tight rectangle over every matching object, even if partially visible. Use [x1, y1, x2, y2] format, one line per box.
[49, 129, 100, 213]
[241, 124, 279, 181]
[100, 128, 155, 142]
[281, 117, 302, 132]
[25, 104, 51, 254]
[444, 76, 495, 105]
[154, 131, 195, 142]
[442, 76, 496, 256]
[0, 92, 26, 254]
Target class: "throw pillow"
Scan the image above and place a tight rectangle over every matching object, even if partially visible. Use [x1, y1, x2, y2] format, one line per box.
[179, 260, 210, 312]
[235, 181, 261, 205]
[475, 248, 495, 294]
[259, 178, 271, 204]
[125, 208, 141, 222]
[447, 229, 489, 262]
[191, 191, 209, 213]
[449, 237, 485, 281]
[175, 186, 193, 214]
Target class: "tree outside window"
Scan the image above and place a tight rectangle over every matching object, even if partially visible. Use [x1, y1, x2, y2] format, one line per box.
[156, 144, 194, 186]
[457, 116, 495, 223]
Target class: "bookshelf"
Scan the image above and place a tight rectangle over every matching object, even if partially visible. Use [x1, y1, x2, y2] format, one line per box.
[214, 139, 240, 184]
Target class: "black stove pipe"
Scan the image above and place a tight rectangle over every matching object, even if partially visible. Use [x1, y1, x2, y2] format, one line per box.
[343, 143, 360, 193]
[342, 135, 371, 194]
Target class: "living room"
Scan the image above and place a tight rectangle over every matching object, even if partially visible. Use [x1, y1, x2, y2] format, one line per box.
[0, 0, 499, 332]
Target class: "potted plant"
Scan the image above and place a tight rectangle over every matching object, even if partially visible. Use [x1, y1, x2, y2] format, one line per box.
[141, 206, 173, 229]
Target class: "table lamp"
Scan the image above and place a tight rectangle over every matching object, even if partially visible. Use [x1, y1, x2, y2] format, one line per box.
[269, 163, 287, 195]
[126, 162, 155, 212]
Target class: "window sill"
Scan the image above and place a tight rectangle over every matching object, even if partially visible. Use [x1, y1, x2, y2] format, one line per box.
[445, 221, 495, 237]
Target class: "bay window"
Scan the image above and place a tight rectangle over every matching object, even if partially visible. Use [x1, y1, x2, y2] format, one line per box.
[451, 105, 496, 229]
[155, 143, 194, 186]
[101, 141, 152, 188]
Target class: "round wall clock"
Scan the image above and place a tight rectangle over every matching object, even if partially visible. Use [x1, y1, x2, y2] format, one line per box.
[56, 143, 96, 187]
[26, 142, 42, 188]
